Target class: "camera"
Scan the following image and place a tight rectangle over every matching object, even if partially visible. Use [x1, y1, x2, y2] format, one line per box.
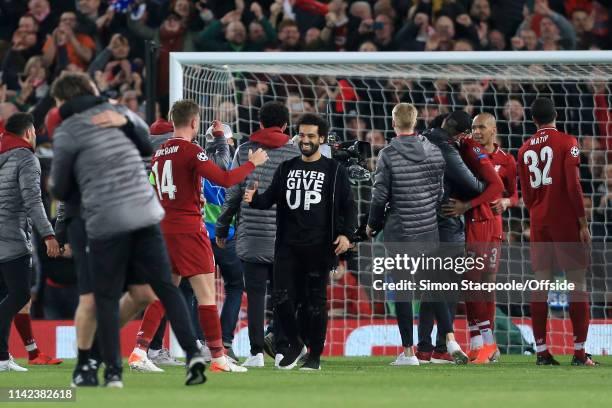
[327, 132, 372, 181]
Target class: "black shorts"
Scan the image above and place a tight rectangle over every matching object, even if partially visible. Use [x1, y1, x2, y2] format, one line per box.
[0, 255, 32, 298]
[67, 217, 93, 295]
[88, 224, 170, 299]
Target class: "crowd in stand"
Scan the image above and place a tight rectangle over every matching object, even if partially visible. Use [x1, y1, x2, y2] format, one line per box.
[0, 0, 611, 321]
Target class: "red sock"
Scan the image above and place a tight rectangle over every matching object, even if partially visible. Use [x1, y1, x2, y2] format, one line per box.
[569, 292, 590, 357]
[487, 301, 496, 332]
[530, 301, 549, 355]
[136, 300, 166, 351]
[198, 305, 224, 358]
[465, 302, 480, 338]
[13, 313, 39, 359]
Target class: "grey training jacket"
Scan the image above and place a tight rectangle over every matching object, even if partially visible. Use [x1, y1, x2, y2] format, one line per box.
[368, 134, 445, 246]
[50, 102, 164, 240]
[216, 132, 300, 264]
[0, 135, 54, 262]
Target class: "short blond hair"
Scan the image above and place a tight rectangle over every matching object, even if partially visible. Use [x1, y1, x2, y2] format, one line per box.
[392, 103, 417, 131]
[169, 100, 200, 128]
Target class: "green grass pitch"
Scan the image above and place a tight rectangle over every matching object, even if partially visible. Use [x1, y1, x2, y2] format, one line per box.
[2, 356, 612, 408]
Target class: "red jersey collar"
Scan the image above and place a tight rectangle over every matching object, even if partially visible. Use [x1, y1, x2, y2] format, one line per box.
[168, 136, 193, 142]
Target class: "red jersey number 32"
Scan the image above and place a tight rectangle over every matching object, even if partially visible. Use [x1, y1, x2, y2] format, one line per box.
[523, 146, 553, 188]
[152, 160, 177, 200]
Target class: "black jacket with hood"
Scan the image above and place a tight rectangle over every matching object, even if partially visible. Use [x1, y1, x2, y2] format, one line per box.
[423, 127, 487, 243]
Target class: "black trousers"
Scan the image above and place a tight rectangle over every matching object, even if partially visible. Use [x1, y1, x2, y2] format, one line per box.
[243, 262, 271, 355]
[66, 217, 91, 295]
[417, 301, 455, 352]
[89, 224, 198, 369]
[273, 244, 330, 358]
[0, 255, 32, 360]
[417, 246, 462, 352]
[243, 261, 291, 355]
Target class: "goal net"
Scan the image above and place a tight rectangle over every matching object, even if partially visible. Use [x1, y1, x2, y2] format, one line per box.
[170, 51, 612, 357]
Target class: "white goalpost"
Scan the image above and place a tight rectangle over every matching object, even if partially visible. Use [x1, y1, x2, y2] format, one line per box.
[169, 51, 612, 358]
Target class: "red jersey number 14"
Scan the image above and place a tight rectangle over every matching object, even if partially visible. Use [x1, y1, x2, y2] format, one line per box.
[152, 160, 177, 200]
[523, 146, 553, 188]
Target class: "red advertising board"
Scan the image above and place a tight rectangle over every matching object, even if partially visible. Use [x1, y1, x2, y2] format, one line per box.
[8, 319, 612, 358]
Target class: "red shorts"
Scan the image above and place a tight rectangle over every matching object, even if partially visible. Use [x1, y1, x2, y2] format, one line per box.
[530, 224, 589, 271]
[465, 218, 503, 281]
[163, 231, 215, 277]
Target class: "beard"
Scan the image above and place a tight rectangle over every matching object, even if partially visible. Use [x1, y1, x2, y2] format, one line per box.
[299, 141, 319, 157]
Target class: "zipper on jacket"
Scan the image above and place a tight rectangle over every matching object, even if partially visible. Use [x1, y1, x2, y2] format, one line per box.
[330, 162, 339, 275]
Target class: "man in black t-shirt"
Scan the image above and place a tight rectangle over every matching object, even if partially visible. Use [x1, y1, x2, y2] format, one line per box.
[244, 113, 357, 371]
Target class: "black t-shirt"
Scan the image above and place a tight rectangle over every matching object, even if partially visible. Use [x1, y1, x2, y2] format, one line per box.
[283, 157, 332, 246]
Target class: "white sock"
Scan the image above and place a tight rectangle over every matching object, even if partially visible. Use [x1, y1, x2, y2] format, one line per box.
[481, 328, 495, 345]
[447, 340, 461, 354]
[470, 335, 483, 350]
[212, 355, 227, 365]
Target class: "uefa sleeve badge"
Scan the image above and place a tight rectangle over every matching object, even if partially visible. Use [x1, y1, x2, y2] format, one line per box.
[570, 146, 580, 158]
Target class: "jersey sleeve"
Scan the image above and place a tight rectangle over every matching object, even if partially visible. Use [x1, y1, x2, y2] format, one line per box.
[188, 144, 255, 188]
[461, 140, 504, 208]
[563, 137, 585, 219]
[505, 154, 519, 207]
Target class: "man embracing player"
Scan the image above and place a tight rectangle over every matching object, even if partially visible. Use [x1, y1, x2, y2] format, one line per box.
[244, 113, 357, 370]
[128, 100, 269, 373]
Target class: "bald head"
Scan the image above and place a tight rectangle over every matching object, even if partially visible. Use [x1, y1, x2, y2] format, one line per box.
[472, 113, 497, 150]
[475, 112, 496, 127]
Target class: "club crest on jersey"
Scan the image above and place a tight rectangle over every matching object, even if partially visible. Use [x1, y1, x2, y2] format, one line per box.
[473, 146, 486, 159]
[197, 152, 208, 161]
[570, 146, 580, 157]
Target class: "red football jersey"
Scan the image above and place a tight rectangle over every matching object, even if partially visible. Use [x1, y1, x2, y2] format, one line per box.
[151, 137, 255, 233]
[518, 127, 585, 227]
[489, 144, 519, 208]
[459, 138, 504, 222]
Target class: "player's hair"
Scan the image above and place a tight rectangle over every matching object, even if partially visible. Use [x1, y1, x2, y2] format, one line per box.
[531, 97, 556, 125]
[50, 72, 96, 102]
[296, 113, 329, 138]
[169, 99, 200, 128]
[392, 103, 417, 131]
[429, 113, 448, 129]
[5, 112, 34, 136]
[259, 101, 289, 128]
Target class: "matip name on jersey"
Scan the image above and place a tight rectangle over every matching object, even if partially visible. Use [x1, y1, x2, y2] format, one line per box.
[154, 145, 180, 157]
[530, 135, 549, 145]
